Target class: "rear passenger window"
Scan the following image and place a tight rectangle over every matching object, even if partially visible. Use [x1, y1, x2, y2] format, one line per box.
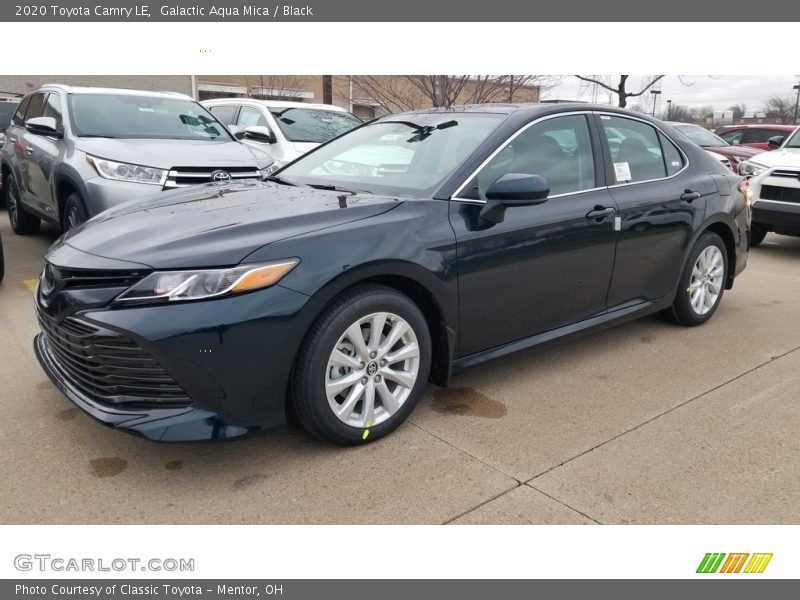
[12, 95, 31, 126]
[460, 114, 596, 199]
[24, 93, 47, 123]
[747, 129, 781, 144]
[659, 132, 684, 176]
[600, 116, 668, 183]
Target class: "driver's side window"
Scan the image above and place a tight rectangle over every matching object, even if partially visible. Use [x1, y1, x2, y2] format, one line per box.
[459, 115, 595, 200]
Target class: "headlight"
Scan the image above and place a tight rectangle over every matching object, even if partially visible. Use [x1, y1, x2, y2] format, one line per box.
[260, 161, 285, 178]
[87, 155, 168, 185]
[114, 259, 299, 305]
[738, 161, 769, 177]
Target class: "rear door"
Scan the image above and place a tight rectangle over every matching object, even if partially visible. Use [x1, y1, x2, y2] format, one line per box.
[596, 113, 706, 308]
[451, 112, 619, 356]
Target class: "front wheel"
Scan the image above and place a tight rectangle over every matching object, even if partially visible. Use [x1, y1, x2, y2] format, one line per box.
[291, 285, 432, 445]
[62, 192, 88, 232]
[666, 232, 728, 326]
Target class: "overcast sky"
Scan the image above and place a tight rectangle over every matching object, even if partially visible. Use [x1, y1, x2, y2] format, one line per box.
[543, 75, 800, 112]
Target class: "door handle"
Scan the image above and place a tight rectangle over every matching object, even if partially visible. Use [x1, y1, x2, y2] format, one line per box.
[680, 190, 701, 202]
[586, 206, 615, 220]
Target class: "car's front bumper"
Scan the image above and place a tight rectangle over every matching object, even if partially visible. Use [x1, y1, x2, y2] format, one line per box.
[34, 283, 323, 441]
[752, 200, 800, 236]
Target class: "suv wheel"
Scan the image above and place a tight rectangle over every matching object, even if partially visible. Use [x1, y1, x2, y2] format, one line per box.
[5, 176, 40, 235]
[62, 192, 88, 232]
[292, 285, 432, 445]
[666, 231, 728, 326]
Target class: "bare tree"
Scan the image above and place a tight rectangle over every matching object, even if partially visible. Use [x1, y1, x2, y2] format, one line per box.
[574, 75, 665, 108]
[764, 96, 796, 124]
[247, 75, 305, 99]
[664, 103, 693, 123]
[348, 75, 548, 114]
[727, 103, 747, 120]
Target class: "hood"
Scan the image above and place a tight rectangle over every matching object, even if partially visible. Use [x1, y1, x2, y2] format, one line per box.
[75, 138, 272, 169]
[292, 141, 319, 154]
[51, 181, 403, 269]
[744, 147, 800, 168]
[705, 145, 761, 160]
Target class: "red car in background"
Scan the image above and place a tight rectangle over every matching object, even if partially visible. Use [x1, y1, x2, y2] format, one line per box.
[714, 124, 796, 151]
[668, 122, 762, 172]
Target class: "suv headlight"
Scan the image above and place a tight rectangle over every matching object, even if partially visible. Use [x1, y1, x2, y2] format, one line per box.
[260, 161, 285, 178]
[114, 259, 299, 305]
[87, 155, 168, 185]
[738, 161, 769, 177]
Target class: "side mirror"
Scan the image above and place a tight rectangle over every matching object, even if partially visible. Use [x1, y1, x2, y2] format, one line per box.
[227, 124, 245, 139]
[767, 135, 785, 149]
[26, 116, 62, 138]
[480, 173, 549, 224]
[244, 125, 277, 144]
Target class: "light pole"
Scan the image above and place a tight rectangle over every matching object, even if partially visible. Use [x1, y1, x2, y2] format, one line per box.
[651, 89, 661, 117]
[666, 99, 672, 120]
[793, 84, 800, 125]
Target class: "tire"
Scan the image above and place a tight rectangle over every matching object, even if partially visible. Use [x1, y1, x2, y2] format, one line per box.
[291, 284, 432, 445]
[749, 223, 768, 248]
[5, 176, 40, 235]
[61, 192, 88, 232]
[666, 232, 728, 326]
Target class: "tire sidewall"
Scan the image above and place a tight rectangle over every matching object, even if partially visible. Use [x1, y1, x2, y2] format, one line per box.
[678, 233, 728, 325]
[62, 193, 88, 232]
[299, 290, 431, 444]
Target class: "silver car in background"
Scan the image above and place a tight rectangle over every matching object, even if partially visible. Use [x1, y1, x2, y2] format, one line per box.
[0, 84, 274, 234]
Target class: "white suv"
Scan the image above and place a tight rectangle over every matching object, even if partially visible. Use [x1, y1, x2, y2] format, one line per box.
[738, 126, 800, 246]
[202, 99, 362, 169]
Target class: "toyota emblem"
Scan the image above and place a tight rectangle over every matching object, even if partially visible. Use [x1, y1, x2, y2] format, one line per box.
[211, 170, 231, 182]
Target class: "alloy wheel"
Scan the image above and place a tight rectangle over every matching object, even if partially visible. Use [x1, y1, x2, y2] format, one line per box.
[7, 183, 18, 228]
[688, 245, 724, 316]
[325, 311, 420, 428]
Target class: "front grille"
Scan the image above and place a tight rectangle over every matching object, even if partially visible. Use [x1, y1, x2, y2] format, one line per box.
[760, 185, 800, 204]
[37, 308, 190, 407]
[771, 169, 800, 179]
[164, 166, 262, 189]
[44, 266, 147, 292]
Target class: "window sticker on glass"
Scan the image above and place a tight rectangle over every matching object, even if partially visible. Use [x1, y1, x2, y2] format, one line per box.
[614, 161, 632, 182]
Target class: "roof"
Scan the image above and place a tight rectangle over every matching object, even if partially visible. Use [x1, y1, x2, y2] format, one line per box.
[202, 98, 350, 113]
[715, 123, 795, 130]
[37, 84, 193, 100]
[388, 102, 654, 119]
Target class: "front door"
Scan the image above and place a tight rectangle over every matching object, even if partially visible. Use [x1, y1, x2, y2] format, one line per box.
[451, 113, 619, 356]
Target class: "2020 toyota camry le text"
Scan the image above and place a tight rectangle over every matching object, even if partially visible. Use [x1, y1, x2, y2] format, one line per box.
[33, 104, 750, 444]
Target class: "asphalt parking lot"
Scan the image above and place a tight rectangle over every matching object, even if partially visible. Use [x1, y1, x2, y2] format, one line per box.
[1, 215, 799, 525]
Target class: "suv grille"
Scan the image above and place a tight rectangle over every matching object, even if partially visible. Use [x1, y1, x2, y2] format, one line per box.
[37, 308, 191, 407]
[760, 185, 800, 204]
[770, 169, 800, 179]
[164, 166, 262, 189]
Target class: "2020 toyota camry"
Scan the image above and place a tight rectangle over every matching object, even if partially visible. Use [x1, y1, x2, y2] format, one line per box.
[33, 103, 750, 444]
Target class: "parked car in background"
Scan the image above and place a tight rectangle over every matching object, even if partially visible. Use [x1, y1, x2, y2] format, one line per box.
[33, 103, 749, 445]
[202, 98, 362, 169]
[714, 124, 796, 152]
[0, 96, 20, 200]
[1, 85, 274, 235]
[668, 121, 762, 172]
[738, 127, 800, 246]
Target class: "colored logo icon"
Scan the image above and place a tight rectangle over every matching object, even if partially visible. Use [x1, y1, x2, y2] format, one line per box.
[696, 553, 773, 574]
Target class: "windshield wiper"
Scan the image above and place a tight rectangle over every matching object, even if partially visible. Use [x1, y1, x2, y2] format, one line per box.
[307, 183, 373, 195]
[78, 134, 120, 139]
[383, 119, 459, 143]
[266, 175, 297, 186]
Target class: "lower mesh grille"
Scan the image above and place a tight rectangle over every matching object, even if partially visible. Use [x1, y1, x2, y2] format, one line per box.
[37, 308, 191, 407]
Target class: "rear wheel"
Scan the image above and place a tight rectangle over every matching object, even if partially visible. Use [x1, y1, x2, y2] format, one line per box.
[666, 231, 728, 326]
[291, 285, 432, 445]
[5, 176, 40, 235]
[749, 223, 768, 248]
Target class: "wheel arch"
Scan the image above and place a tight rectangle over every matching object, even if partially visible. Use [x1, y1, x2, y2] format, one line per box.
[699, 219, 737, 290]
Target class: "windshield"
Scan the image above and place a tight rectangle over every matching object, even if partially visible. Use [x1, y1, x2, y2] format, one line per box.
[783, 128, 800, 148]
[278, 113, 505, 196]
[673, 123, 728, 147]
[69, 94, 231, 140]
[269, 107, 362, 143]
